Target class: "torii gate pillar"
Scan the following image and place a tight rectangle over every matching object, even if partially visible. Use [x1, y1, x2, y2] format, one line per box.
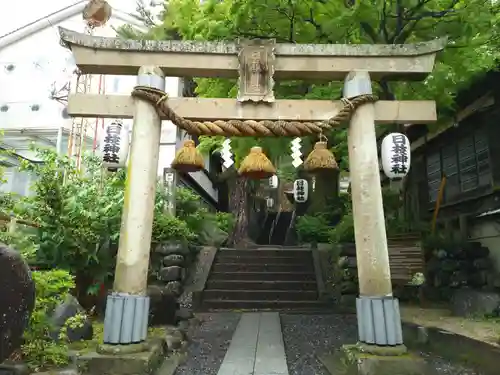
[102, 66, 164, 346]
[344, 71, 403, 347]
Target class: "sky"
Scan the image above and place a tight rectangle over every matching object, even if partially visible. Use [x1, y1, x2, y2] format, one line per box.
[0, 0, 141, 37]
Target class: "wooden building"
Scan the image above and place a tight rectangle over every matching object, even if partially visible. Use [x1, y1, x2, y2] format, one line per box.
[404, 70, 500, 268]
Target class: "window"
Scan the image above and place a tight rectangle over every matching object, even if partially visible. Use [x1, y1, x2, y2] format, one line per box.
[426, 129, 491, 203]
[426, 152, 441, 203]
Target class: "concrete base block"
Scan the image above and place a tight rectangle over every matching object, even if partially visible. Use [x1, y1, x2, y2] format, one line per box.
[73, 338, 176, 375]
[318, 344, 436, 375]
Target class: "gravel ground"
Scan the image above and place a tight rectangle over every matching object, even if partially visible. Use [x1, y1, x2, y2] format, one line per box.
[174, 312, 241, 375]
[281, 314, 358, 375]
[280, 314, 484, 375]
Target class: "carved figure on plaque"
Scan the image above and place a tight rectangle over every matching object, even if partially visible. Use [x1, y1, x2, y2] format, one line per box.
[237, 39, 276, 103]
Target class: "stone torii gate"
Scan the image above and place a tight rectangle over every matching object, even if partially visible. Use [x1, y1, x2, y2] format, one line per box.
[60, 27, 444, 351]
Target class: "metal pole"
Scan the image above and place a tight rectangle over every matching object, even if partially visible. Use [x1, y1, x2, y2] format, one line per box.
[56, 126, 63, 155]
[344, 71, 404, 348]
[103, 66, 164, 345]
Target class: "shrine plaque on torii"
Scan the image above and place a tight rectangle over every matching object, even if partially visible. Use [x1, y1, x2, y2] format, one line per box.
[236, 39, 275, 103]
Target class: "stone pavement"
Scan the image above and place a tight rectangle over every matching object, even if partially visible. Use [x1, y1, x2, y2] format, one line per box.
[217, 312, 288, 375]
[174, 313, 484, 375]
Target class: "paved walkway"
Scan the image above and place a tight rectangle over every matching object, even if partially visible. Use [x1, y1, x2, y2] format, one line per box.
[174, 313, 483, 375]
[217, 312, 288, 375]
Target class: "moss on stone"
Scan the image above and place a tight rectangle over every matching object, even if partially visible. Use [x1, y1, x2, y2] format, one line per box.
[58, 27, 446, 57]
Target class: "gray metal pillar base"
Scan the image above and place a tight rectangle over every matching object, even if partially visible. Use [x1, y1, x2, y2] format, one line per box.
[103, 293, 150, 345]
[356, 296, 403, 346]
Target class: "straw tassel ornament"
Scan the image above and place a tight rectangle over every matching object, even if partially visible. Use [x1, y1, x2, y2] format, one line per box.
[238, 146, 276, 180]
[171, 140, 205, 172]
[304, 135, 339, 172]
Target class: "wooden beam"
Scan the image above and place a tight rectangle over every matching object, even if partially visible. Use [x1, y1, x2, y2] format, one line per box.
[68, 94, 437, 124]
[59, 28, 446, 80]
[411, 93, 494, 151]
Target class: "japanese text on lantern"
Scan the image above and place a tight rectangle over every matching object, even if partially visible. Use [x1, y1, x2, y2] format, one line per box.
[103, 123, 121, 164]
[390, 134, 408, 175]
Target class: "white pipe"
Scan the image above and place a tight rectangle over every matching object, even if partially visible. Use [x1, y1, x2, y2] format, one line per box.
[0, 1, 88, 50]
[0, 2, 150, 51]
[56, 126, 64, 155]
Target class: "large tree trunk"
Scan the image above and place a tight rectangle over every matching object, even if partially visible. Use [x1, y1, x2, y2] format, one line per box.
[227, 177, 252, 248]
[308, 170, 339, 215]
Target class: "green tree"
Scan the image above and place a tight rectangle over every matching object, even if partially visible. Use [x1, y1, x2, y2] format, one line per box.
[126, 0, 499, 243]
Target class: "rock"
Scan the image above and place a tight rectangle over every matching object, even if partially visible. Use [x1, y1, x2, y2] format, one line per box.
[339, 243, 356, 257]
[160, 266, 182, 282]
[451, 288, 500, 317]
[198, 219, 228, 247]
[177, 320, 190, 334]
[56, 367, 79, 375]
[163, 254, 185, 267]
[178, 291, 193, 309]
[0, 362, 30, 375]
[0, 244, 35, 363]
[155, 242, 189, 256]
[175, 308, 193, 322]
[473, 258, 492, 270]
[49, 295, 93, 342]
[340, 281, 358, 295]
[148, 285, 177, 326]
[164, 281, 183, 297]
[468, 271, 488, 288]
[165, 330, 184, 351]
[345, 256, 357, 269]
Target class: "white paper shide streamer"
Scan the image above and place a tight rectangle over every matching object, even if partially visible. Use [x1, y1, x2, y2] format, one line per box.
[99, 120, 129, 169]
[221, 139, 234, 169]
[381, 132, 411, 179]
[293, 179, 308, 203]
[291, 137, 303, 168]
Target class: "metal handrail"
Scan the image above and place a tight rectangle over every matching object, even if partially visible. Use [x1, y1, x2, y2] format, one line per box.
[269, 211, 281, 245]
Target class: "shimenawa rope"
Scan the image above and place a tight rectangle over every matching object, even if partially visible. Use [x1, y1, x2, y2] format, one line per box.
[131, 86, 377, 137]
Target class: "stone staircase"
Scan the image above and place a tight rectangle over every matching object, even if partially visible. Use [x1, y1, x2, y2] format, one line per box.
[201, 246, 325, 310]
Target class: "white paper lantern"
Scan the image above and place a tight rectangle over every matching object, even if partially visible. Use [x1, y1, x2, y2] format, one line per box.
[99, 121, 129, 169]
[266, 197, 274, 208]
[269, 175, 278, 189]
[381, 132, 411, 179]
[293, 179, 309, 203]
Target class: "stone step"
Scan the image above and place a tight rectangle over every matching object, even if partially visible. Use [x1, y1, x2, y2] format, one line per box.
[209, 271, 316, 282]
[212, 263, 313, 273]
[201, 299, 328, 310]
[218, 248, 311, 258]
[216, 255, 308, 265]
[203, 289, 318, 301]
[206, 280, 318, 291]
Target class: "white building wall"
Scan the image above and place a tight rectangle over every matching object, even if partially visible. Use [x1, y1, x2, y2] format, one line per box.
[0, 1, 217, 202]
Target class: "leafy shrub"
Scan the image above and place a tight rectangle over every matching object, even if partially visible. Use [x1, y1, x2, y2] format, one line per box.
[22, 269, 80, 370]
[175, 187, 209, 240]
[16, 150, 124, 295]
[329, 211, 354, 243]
[215, 212, 235, 233]
[152, 212, 196, 243]
[296, 214, 332, 244]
